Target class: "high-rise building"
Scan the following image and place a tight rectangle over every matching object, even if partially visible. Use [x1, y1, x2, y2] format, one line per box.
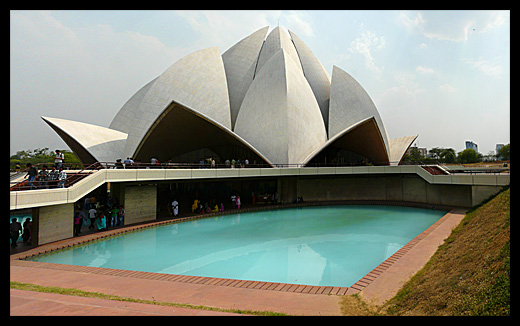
[465, 141, 478, 152]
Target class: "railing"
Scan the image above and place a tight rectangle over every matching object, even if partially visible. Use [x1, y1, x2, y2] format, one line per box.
[9, 162, 104, 191]
[10, 160, 510, 192]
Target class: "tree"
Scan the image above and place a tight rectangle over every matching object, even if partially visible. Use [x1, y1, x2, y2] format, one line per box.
[409, 147, 423, 161]
[440, 148, 456, 163]
[498, 144, 510, 160]
[457, 148, 479, 163]
[428, 147, 443, 160]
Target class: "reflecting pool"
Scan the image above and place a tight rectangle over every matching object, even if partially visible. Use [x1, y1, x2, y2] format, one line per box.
[30, 205, 447, 287]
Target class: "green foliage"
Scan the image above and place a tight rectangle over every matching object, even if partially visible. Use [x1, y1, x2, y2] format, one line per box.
[457, 148, 478, 163]
[10, 147, 81, 169]
[402, 147, 457, 164]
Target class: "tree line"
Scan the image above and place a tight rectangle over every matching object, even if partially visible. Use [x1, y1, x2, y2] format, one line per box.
[10, 144, 510, 170]
[402, 144, 510, 164]
[10, 147, 81, 170]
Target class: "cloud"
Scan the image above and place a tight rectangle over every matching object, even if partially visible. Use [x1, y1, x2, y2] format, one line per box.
[439, 84, 457, 94]
[398, 10, 509, 42]
[349, 28, 386, 76]
[174, 10, 315, 52]
[175, 10, 278, 50]
[463, 57, 504, 79]
[10, 10, 183, 153]
[416, 66, 435, 74]
[283, 11, 314, 37]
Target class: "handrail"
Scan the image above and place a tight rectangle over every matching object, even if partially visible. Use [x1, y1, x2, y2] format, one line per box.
[10, 161, 510, 192]
[9, 162, 103, 191]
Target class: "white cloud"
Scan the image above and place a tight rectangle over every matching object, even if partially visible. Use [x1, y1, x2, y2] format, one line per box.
[10, 10, 183, 153]
[175, 10, 285, 51]
[439, 84, 457, 94]
[416, 66, 435, 74]
[283, 11, 314, 37]
[398, 10, 509, 42]
[463, 57, 504, 79]
[376, 85, 418, 138]
[174, 10, 315, 52]
[349, 28, 386, 76]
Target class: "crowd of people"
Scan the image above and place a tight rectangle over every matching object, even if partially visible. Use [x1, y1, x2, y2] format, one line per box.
[22, 149, 67, 189]
[73, 195, 125, 236]
[24, 164, 67, 189]
[185, 191, 282, 217]
[113, 156, 257, 169]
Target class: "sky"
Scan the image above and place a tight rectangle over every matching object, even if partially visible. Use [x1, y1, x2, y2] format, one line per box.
[10, 10, 510, 157]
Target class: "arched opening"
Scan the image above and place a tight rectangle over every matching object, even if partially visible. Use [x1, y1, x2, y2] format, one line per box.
[133, 100, 271, 166]
[305, 117, 390, 166]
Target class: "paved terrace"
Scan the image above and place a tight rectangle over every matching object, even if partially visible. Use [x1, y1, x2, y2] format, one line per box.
[10, 165, 510, 210]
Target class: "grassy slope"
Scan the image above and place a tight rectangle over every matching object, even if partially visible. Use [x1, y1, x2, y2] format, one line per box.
[384, 187, 510, 315]
[342, 187, 510, 316]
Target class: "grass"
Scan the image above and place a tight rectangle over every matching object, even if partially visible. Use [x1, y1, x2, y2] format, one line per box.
[340, 186, 510, 316]
[10, 281, 289, 316]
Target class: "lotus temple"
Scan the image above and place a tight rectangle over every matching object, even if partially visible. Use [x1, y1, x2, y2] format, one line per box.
[42, 26, 417, 167]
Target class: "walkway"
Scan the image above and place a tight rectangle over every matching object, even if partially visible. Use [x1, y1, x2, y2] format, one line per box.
[10, 289, 241, 316]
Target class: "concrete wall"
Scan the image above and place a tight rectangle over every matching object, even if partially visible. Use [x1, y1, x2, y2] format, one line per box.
[38, 203, 74, 245]
[296, 174, 474, 208]
[124, 185, 157, 225]
[471, 185, 504, 207]
[20, 171, 507, 247]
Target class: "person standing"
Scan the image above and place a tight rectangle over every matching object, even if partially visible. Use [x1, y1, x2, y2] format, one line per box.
[231, 194, 236, 209]
[110, 206, 119, 227]
[88, 206, 97, 229]
[74, 211, 82, 236]
[118, 205, 125, 226]
[236, 196, 241, 209]
[22, 218, 32, 245]
[37, 165, 49, 189]
[48, 166, 59, 188]
[10, 218, 22, 247]
[58, 167, 67, 188]
[172, 199, 179, 217]
[25, 163, 38, 189]
[54, 149, 64, 169]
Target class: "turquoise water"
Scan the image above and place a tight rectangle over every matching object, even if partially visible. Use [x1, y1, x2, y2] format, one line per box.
[29, 205, 447, 287]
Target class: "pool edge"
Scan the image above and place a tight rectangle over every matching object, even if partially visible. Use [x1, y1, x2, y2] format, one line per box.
[11, 205, 465, 297]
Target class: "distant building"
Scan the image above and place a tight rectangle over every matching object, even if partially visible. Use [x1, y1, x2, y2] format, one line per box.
[496, 144, 505, 160]
[465, 141, 478, 153]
